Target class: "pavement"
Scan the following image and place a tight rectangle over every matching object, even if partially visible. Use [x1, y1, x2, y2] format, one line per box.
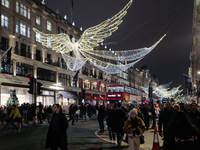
[96, 126, 163, 150]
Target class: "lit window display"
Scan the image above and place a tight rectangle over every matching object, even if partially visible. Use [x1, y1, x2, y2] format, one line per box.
[83, 80, 91, 89]
[92, 82, 98, 91]
[99, 83, 105, 92]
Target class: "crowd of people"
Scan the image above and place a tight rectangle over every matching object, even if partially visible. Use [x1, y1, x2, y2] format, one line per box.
[0, 102, 54, 127]
[1, 100, 200, 150]
[95, 101, 200, 150]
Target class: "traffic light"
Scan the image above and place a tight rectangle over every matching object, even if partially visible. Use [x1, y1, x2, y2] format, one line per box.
[7, 49, 11, 64]
[28, 77, 34, 94]
[37, 82, 43, 95]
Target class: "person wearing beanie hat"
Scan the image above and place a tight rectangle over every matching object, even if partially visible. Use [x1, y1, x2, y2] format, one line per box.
[124, 109, 145, 150]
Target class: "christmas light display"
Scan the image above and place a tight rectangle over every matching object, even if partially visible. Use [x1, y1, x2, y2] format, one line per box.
[141, 83, 183, 99]
[33, 0, 165, 74]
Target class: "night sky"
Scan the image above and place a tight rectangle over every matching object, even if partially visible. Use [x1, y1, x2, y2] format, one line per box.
[44, 0, 194, 91]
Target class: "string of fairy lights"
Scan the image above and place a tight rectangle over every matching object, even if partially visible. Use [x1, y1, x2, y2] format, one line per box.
[141, 82, 183, 100]
[33, 0, 165, 74]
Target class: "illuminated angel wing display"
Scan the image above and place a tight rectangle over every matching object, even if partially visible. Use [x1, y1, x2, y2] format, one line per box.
[33, 0, 165, 73]
[141, 85, 183, 99]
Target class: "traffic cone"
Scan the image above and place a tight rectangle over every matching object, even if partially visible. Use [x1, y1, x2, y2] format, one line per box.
[152, 126, 160, 150]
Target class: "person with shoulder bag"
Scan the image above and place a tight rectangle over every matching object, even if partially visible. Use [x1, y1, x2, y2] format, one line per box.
[124, 109, 145, 150]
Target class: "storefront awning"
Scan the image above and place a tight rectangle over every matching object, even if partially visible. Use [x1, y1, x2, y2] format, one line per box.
[59, 91, 80, 99]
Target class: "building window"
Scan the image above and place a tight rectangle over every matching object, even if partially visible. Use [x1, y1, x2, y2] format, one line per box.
[16, 21, 19, 33]
[58, 73, 71, 86]
[36, 32, 41, 42]
[1, 37, 9, 51]
[28, 8, 30, 19]
[2, 0, 9, 8]
[27, 26, 30, 38]
[16, 62, 33, 77]
[14, 41, 19, 54]
[20, 4, 27, 17]
[1, 15, 9, 28]
[1, 61, 13, 74]
[16, 1, 19, 13]
[36, 15, 41, 25]
[27, 46, 31, 58]
[20, 43, 26, 57]
[47, 21, 52, 31]
[37, 68, 56, 82]
[61, 28, 64, 33]
[20, 23, 26, 36]
[36, 49, 41, 61]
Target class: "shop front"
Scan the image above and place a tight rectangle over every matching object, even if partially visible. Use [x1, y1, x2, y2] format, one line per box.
[1, 86, 31, 106]
[58, 91, 80, 106]
[93, 94, 105, 105]
[84, 93, 94, 105]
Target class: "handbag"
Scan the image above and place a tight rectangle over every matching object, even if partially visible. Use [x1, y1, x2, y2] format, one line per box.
[140, 135, 145, 144]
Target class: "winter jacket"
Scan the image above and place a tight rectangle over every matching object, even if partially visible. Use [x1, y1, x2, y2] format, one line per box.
[158, 107, 177, 132]
[9, 108, 22, 119]
[124, 116, 145, 135]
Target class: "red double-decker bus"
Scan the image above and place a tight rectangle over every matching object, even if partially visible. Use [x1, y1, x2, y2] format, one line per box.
[105, 84, 143, 104]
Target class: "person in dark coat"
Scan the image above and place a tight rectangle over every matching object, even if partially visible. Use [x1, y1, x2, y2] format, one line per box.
[83, 104, 87, 120]
[141, 103, 151, 130]
[69, 104, 76, 125]
[31, 103, 36, 125]
[111, 103, 127, 147]
[159, 101, 177, 150]
[38, 102, 43, 124]
[46, 104, 68, 150]
[87, 104, 92, 118]
[47, 106, 53, 124]
[136, 107, 144, 121]
[189, 103, 200, 129]
[183, 103, 191, 116]
[165, 111, 200, 150]
[106, 104, 116, 143]
[95, 103, 105, 133]
[151, 104, 157, 129]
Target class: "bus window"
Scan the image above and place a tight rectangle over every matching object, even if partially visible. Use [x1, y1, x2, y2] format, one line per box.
[106, 86, 124, 93]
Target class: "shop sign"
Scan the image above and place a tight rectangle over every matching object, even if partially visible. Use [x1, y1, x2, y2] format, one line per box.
[94, 94, 104, 100]
[85, 93, 93, 100]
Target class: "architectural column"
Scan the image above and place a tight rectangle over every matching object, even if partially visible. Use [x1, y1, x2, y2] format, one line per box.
[13, 60, 16, 76]
[54, 91, 58, 104]
[56, 71, 58, 84]
[33, 66, 37, 79]
[33, 66, 37, 103]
